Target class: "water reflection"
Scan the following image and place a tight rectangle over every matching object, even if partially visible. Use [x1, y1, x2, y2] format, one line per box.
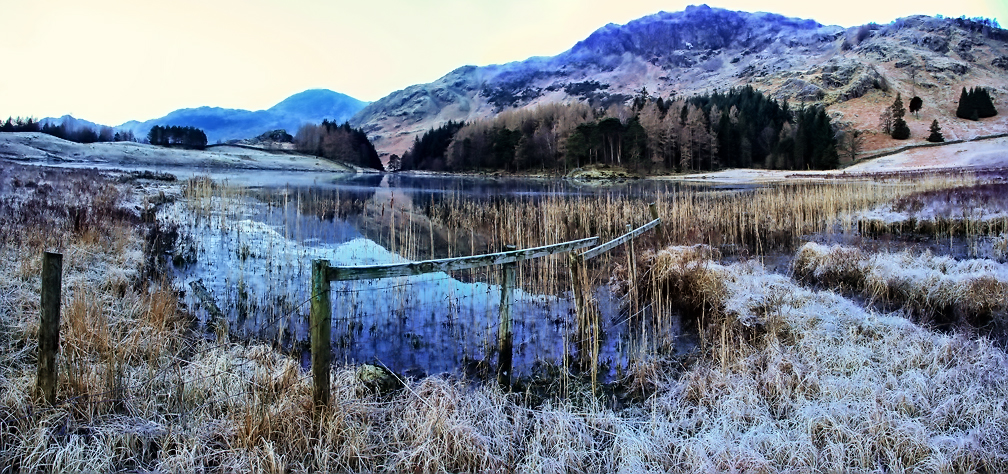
[169, 172, 716, 379]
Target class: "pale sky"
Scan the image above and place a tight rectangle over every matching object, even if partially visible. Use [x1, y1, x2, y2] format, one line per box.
[1, 0, 1004, 126]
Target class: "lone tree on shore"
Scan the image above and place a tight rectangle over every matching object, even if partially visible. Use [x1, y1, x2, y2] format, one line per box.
[926, 119, 944, 143]
[890, 93, 911, 139]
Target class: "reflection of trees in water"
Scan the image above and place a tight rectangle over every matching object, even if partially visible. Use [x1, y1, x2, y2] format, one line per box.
[250, 175, 382, 221]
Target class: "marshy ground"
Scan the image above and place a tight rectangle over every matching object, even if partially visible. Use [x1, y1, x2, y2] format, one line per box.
[1, 159, 1007, 472]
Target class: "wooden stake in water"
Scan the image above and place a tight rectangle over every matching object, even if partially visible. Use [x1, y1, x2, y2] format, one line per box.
[311, 259, 332, 407]
[38, 251, 62, 405]
[497, 245, 516, 389]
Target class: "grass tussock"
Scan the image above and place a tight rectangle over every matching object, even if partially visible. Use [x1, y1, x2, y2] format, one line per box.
[795, 242, 1008, 325]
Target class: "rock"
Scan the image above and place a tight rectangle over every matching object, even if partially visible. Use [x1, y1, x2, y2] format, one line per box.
[920, 35, 949, 54]
[821, 60, 859, 88]
[993, 56, 1008, 71]
[925, 56, 969, 75]
[956, 38, 976, 62]
[776, 78, 824, 102]
[357, 364, 403, 395]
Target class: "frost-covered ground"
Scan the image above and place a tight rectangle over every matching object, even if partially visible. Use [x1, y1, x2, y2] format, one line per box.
[5, 164, 1008, 471]
[0, 132, 366, 177]
[671, 136, 1008, 184]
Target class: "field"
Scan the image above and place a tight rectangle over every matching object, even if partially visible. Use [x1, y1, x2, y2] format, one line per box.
[2, 151, 1008, 472]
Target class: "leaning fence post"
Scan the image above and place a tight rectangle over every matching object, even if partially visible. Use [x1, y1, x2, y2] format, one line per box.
[38, 251, 62, 405]
[311, 259, 332, 407]
[497, 245, 516, 389]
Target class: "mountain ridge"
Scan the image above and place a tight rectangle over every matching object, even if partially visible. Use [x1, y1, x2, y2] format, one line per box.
[349, 5, 1008, 160]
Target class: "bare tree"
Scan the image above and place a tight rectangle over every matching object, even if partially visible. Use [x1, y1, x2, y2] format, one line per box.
[878, 108, 893, 135]
[838, 128, 865, 162]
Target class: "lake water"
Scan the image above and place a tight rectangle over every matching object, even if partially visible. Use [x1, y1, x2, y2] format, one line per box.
[165, 171, 715, 380]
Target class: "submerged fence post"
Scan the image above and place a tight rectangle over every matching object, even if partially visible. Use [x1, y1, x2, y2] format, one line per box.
[38, 251, 62, 405]
[497, 245, 516, 389]
[311, 259, 332, 407]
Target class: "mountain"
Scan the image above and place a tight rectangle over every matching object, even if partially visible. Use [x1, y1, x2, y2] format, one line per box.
[39, 115, 111, 133]
[119, 89, 367, 144]
[350, 5, 1008, 159]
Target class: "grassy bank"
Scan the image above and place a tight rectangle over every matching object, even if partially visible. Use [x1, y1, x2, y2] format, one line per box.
[2, 164, 1008, 471]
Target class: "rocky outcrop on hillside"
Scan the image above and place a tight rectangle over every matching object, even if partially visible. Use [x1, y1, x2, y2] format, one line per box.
[351, 5, 1008, 159]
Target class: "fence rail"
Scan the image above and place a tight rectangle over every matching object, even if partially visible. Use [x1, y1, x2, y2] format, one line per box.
[309, 204, 660, 406]
[326, 236, 599, 281]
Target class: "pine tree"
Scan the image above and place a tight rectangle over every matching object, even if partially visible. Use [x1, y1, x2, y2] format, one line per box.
[956, 87, 973, 119]
[890, 93, 911, 139]
[926, 120, 944, 142]
[975, 87, 998, 118]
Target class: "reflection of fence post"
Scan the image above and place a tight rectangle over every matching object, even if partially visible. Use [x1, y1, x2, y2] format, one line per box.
[38, 251, 62, 405]
[497, 245, 516, 389]
[626, 224, 639, 317]
[311, 259, 332, 407]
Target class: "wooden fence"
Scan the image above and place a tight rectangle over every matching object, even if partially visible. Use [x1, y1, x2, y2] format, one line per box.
[310, 204, 661, 406]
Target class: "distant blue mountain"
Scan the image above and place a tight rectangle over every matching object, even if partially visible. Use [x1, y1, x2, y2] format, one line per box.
[39, 115, 110, 133]
[117, 89, 367, 143]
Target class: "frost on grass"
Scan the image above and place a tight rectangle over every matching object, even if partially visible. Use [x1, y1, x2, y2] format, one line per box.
[632, 245, 1008, 471]
[5, 168, 1008, 472]
[795, 241, 1008, 324]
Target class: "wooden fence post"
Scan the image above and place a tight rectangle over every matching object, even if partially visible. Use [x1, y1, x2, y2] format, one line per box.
[497, 245, 516, 389]
[38, 251, 62, 405]
[311, 259, 332, 407]
[626, 224, 639, 317]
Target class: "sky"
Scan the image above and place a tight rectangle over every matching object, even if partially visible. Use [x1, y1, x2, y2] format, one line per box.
[2, 0, 1005, 126]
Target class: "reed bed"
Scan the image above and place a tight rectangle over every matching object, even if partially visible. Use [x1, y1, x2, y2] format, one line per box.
[794, 242, 1008, 326]
[421, 175, 978, 291]
[6, 165, 1008, 472]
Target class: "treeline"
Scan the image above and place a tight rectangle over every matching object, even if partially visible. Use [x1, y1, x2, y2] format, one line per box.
[398, 121, 465, 171]
[638, 86, 837, 171]
[294, 120, 384, 171]
[146, 125, 208, 150]
[398, 86, 838, 173]
[1, 117, 40, 133]
[2, 116, 137, 143]
[956, 87, 998, 120]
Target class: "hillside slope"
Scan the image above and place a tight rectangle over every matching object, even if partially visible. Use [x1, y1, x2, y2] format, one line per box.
[350, 5, 1008, 161]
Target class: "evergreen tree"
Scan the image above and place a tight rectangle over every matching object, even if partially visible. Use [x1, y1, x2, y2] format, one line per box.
[956, 87, 973, 119]
[974, 87, 998, 118]
[909, 96, 923, 118]
[890, 93, 911, 139]
[955, 86, 996, 120]
[926, 120, 944, 143]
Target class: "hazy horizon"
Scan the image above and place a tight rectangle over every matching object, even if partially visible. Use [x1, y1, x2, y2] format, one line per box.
[1, 0, 1005, 126]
